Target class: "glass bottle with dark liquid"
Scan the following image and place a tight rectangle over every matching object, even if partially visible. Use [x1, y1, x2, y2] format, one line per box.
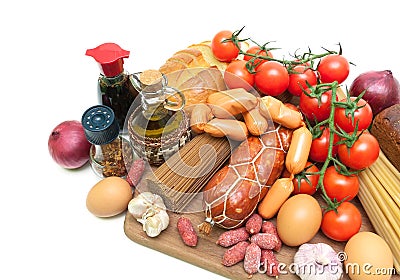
[128, 69, 191, 165]
[86, 43, 139, 134]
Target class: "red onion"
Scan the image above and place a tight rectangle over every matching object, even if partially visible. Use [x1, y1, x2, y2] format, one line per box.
[350, 70, 400, 115]
[48, 120, 92, 169]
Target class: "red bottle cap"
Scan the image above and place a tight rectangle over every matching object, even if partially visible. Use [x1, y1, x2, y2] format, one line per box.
[86, 43, 130, 77]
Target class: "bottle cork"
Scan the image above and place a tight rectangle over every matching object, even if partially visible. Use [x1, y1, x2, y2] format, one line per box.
[140, 69, 163, 92]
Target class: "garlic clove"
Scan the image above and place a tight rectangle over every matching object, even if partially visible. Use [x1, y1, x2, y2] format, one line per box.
[153, 195, 166, 211]
[127, 196, 149, 219]
[142, 215, 163, 237]
[138, 192, 157, 205]
[154, 210, 169, 230]
[138, 192, 166, 210]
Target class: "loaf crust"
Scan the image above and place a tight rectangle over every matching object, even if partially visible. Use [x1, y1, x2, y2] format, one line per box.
[159, 42, 228, 109]
[370, 104, 400, 171]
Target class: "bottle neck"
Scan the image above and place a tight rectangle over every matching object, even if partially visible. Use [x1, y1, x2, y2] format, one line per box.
[99, 71, 128, 87]
[141, 89, 168, 119]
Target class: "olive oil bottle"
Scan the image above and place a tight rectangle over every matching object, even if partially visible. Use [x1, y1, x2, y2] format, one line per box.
[128, 70, 191, 165]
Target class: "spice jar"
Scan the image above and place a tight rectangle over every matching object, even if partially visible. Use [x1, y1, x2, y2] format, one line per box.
[86, 43, 140, 134]
[128, 69, 191, 166]
[82, 105, 133, 178]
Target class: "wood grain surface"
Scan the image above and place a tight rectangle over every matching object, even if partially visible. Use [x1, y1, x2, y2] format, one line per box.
[124, 190, 399, 280]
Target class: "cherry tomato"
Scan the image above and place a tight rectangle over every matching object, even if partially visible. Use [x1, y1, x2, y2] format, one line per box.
[338, 132, 380, 170]
[309, 126, 340, 163]
[317, 54, 350, 84]
[254, 61, 289, 96]
[300, 88, 335, 122]
[321, 201, 362, 241]
[243, 46, 273, 69]
[287, 65, 318, 96]
[211, 30, 240, 62]
[292, 162, 320, 195]
[323, 166, 359, 202]
[334, 97, 373, 133]
[224, 60, 255, 91]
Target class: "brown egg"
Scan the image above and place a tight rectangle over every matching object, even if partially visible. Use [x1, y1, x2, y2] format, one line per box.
[86, 176, 133, 217]
[344, 231, 394, 280]
[276, 194, 322, 246]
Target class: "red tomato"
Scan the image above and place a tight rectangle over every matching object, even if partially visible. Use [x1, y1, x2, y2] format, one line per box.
[323, 166, 359, 202]
[224, 60, 255, 91]
[254, 61, 289, 96]
[292, 162, 320, 195]
[309, 126, 340, 163]
[211, 30, 240, 62]
[317, 54, 350, 84]
[338, 132, 380, 170]
[334, 97, 373, 133]
[243, 46, 273, 69]
[300, 89, 334, 122]
[321, 201, 362, 241]
[287, 65, 318, 96]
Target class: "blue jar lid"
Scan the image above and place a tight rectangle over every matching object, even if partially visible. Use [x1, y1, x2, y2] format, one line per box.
[81, 105, 119, 145]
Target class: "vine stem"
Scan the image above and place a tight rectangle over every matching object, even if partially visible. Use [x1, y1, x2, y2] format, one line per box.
[315, 81, 340, 210]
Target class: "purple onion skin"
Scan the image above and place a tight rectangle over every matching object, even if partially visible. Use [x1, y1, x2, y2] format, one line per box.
[48, 120, 92, 169]
[350, 70, 400, 115]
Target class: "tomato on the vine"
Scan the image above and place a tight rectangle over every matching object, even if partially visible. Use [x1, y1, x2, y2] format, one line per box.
[338, 132, 380, 170]
[211, 30, 240, 62]
[317, 54, 350, 84]
[321, 201, 362, 241]
[287, 65, 318, 96]
[309, 126, 340, 163]
[224, 60, 255, 91]
[323, 166, 359, 202]
[243, 46, 272, 69]
[254, 61, 289, 96]
[300, 88, 335, 122]
[292, 162, 320, 195]
[334, 97, 373, 133]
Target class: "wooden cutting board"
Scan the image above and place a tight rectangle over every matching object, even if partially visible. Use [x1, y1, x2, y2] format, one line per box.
[124, 189, 398, 279]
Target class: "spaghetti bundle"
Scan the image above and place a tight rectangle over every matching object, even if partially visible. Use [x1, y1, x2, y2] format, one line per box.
[146, 133, 232, 212]
[358, 151, 400, 273]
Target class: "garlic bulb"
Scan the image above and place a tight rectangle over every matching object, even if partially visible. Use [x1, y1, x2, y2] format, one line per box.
[128, 192, 166, 218]
[128, 192, 169, 237]
[294, 243, 343, 280]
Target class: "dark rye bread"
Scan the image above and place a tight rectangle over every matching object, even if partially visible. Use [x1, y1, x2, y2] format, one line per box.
[370, 104, 400, 171]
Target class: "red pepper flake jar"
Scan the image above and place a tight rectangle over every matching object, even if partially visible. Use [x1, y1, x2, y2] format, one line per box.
[82, 105, 133, 178]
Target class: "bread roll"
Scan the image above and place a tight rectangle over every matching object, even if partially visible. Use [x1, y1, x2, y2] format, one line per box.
[370, 104, 400, 171]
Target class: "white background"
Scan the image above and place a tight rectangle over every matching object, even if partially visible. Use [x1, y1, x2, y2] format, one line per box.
[1, 1, 399, 279]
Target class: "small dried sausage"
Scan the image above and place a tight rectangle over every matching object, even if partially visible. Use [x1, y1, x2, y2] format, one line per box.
[261, 221, 282, 252]
[250, 233, 279, 250]
[216, 227, 250, 247]
[177, 216, 198, 247]
[261, 250, 279, 277]
[245, 213, 263, 235]
[244, 243, 262, 275]
[222, 241, 249, 267]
